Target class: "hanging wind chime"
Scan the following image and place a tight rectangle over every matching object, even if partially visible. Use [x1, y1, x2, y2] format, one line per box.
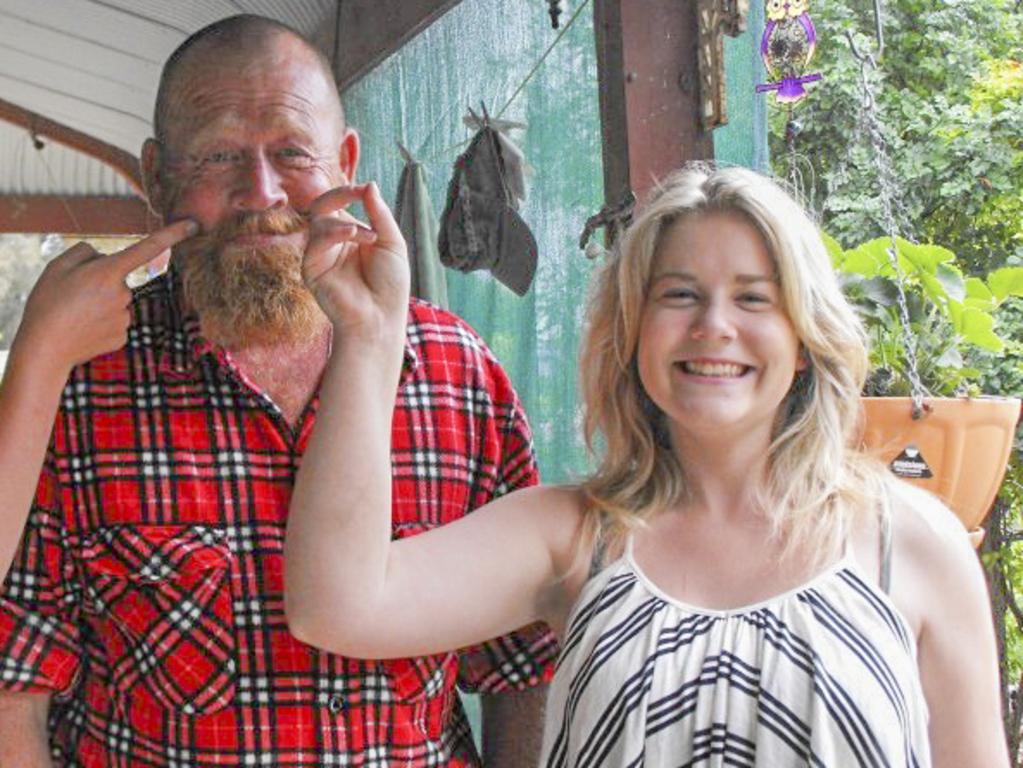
[756, 0, 823, 201]
[756, 0, 822, 104]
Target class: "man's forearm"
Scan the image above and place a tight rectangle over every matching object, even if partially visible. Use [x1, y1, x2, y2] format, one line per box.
[0, 691, 53, 768]
[481, 686, 547, 768]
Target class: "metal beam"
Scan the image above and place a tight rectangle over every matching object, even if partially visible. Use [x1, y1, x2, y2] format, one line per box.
[0, 195, 156, 235]
[593, 0, 716, 206]
[0, 97, 144, 196]
[335, 0, 465, 90]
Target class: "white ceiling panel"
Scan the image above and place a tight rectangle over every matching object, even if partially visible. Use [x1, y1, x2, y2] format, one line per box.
[0, 0, 338, 200]
[0, 121, 134, 196]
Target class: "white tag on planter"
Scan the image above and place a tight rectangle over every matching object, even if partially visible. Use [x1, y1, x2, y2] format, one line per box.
[889, 444, 934, 479]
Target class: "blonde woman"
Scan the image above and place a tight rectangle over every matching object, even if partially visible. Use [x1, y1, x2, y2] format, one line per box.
[286, 169, 1007, 766]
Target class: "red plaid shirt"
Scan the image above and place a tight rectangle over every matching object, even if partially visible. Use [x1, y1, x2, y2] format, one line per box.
[0, 270, 557, 766]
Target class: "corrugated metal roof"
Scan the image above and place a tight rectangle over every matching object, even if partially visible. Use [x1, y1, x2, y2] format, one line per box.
[0, 120, 135, 195]
[0, 0, 339, 197]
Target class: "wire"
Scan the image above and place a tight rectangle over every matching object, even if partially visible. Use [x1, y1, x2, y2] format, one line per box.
[496, 0, 592, 119]
[30, 130, 82, 233]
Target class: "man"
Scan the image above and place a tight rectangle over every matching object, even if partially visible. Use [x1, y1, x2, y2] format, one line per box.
[0, 15, 556, 767]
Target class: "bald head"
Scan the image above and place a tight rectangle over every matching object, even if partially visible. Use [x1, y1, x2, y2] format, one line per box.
[154, 15, 344, 143]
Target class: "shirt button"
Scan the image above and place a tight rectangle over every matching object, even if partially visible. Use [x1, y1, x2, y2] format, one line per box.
[327, 694, 345, 715]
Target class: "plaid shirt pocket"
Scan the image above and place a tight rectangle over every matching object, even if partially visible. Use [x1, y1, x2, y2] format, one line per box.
[76, 525, 236, 716]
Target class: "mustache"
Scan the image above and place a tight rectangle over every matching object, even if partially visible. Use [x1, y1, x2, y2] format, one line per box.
[183, 208, 309, 253]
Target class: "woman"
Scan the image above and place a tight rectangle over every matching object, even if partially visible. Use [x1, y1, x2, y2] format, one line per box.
[287, 168, 1007, 766]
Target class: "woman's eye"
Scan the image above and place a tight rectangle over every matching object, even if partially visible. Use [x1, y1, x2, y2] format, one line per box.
[738, 292, 771, 306]
[663, 288, 698, 301]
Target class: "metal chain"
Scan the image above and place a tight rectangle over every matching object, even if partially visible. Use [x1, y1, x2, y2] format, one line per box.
[850, 42, 928, 418]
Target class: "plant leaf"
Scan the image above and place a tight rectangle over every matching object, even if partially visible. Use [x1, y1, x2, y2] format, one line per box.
[988, 267, 1023, 300]
[964, 280, 999, 310]
[842, 238, 889, 278]
[935, 263, 966, 301]
[920, 273, 949, 308]
[959, 308, 1005, 352]
[821, 232, 845, 268]
[897, 239, 956, 276]
[936, 345, 963, 368]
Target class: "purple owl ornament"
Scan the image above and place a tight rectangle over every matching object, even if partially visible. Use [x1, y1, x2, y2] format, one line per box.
[756, 0, 823, 104]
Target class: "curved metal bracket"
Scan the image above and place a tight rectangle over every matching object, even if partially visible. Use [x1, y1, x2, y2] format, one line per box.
[696, 0, 749, 131]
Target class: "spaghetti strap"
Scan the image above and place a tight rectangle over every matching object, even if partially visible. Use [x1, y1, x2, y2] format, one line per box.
[879, 489, 894, 594]
[588, 525, 610, 579]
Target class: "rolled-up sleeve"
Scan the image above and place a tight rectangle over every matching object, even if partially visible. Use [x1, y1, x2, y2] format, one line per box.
[0, 460, 81, 695]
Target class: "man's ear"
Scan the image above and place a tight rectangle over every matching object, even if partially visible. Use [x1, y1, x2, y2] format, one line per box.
[141, 138, 165, 217]
[338, 128, 360, 184]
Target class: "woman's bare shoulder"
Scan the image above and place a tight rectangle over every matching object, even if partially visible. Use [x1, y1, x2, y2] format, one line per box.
[884, 479, 985, 632]
[887, 480, 972, 559]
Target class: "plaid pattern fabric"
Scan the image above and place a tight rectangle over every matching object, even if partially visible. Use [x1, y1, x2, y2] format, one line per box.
[0, 270, 557, 767]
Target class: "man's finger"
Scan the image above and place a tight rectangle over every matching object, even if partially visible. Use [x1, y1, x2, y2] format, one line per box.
[303, 218, 377, 282]
[308, 184, 369, 218]
[111, 219, 199, 275]
[309, 216, 378, 245]
[55, 242, 101, 267]
[123, 248, 173, 290]
[360, 182, 403, 245]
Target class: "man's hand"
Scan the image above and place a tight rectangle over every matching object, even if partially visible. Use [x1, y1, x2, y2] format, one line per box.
[302, 182, 410, 342]
[12, 219, 198, 378]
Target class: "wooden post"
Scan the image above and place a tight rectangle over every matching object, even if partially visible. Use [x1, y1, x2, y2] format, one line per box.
[592, 0, 747, 206]
[0, 195, 156, 235]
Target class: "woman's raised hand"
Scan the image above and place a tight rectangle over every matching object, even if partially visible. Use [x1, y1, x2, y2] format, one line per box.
[302, 182, 410, 343]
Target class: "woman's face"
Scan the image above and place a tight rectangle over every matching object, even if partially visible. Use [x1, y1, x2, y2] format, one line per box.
[636, 211, 806, 449]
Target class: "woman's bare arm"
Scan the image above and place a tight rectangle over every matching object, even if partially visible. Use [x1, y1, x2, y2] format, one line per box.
[285, 183, 583, 657]
[890, 483, 1010, 768]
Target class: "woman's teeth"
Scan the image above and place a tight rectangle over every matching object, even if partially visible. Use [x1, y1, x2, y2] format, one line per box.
[681, 361, 746, 377]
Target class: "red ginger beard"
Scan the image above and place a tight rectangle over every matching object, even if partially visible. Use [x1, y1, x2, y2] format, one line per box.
[173, 208, 326, 347]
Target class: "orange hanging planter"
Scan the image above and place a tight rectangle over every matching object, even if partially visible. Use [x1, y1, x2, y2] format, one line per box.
[861, 396, 1022, 547]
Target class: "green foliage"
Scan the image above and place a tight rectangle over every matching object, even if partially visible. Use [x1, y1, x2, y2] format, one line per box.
[774, 0, 1023, 275]
[832, 235, 1023, 395]
[773, 2, 1023, 751]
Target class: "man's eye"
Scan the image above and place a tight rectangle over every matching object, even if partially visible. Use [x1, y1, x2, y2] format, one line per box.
[197, 150, 238, 167]
[277, 148, 314, 168]
[209, 151, 233, 163]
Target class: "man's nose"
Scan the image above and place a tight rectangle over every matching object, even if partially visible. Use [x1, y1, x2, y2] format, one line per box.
[232, 151, 287, 211]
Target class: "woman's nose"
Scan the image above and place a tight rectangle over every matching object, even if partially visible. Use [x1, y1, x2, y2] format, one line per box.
[690, 299, 737, 340]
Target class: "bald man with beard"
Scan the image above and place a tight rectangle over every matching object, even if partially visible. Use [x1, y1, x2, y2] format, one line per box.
[0, 15, 556, 767]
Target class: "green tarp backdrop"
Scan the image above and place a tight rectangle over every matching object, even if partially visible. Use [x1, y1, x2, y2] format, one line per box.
[345, 0, 765, 741]
[347, 0, 765, 485]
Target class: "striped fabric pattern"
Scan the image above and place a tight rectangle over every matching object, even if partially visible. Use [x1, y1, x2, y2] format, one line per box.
[541, 546, 930, 767]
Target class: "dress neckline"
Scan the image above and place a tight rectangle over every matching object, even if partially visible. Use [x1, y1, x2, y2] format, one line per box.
[622, 538, 857, 618]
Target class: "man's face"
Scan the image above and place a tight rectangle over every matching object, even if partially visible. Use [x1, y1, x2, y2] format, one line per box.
[145, 37, 358, 345]
[156, 38, 353, 237]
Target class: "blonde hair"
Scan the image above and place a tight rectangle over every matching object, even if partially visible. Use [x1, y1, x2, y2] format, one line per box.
[579, 164, 887, 564]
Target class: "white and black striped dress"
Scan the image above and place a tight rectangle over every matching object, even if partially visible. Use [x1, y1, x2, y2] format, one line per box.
[540, 540, 930, 767]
